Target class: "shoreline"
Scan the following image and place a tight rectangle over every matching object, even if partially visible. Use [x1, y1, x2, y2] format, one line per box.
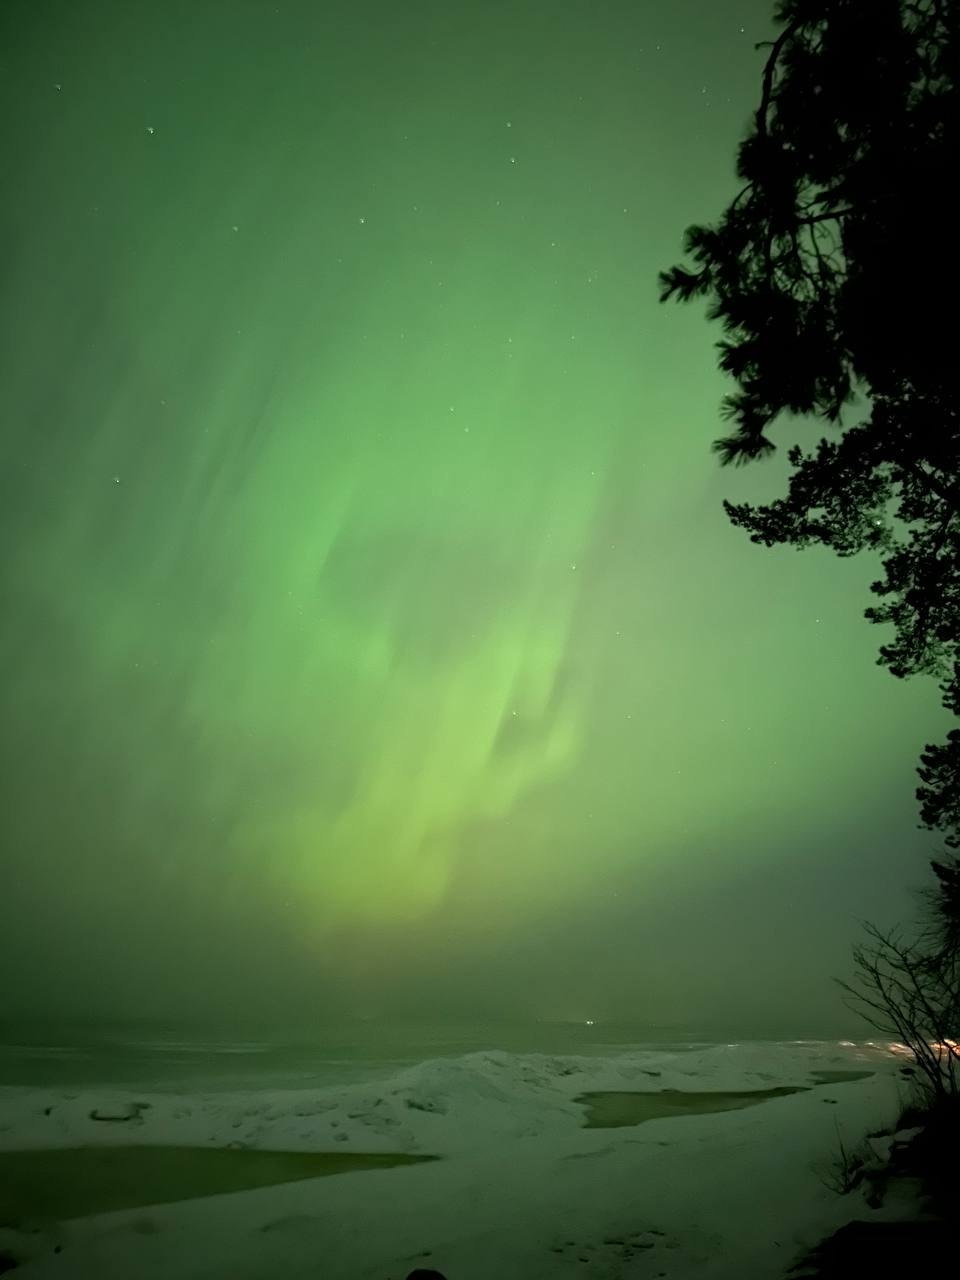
[0, 1041, 919, 1279]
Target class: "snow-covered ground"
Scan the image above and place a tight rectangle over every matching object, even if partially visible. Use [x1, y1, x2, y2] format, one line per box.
[0, 1040, 925, 1279]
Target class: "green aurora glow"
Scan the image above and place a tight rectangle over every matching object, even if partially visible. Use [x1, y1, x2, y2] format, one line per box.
[0, 0, 948, 1031]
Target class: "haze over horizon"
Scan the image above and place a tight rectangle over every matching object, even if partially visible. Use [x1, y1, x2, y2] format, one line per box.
[1, 0, 947, 1038]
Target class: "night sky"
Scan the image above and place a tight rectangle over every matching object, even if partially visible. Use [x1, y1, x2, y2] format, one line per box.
[0, 0, 948, 1035]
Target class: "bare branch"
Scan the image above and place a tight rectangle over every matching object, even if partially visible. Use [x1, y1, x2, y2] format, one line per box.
[755, 21, 803, 140]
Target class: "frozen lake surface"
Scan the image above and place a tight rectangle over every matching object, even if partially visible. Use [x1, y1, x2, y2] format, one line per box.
[0, 1033, 921, 1280]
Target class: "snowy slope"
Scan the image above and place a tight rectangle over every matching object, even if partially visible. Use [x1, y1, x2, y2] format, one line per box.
[0, 1040, 923, 1280]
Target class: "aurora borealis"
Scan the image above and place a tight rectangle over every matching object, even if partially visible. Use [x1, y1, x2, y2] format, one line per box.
[0, 0, 949, 1033]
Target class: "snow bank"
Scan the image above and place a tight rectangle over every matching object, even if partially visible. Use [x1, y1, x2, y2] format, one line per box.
[0, 1040, 920, 1280]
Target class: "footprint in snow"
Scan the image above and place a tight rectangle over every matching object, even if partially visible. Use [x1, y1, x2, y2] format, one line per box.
[550, 1229, 666, 1267]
